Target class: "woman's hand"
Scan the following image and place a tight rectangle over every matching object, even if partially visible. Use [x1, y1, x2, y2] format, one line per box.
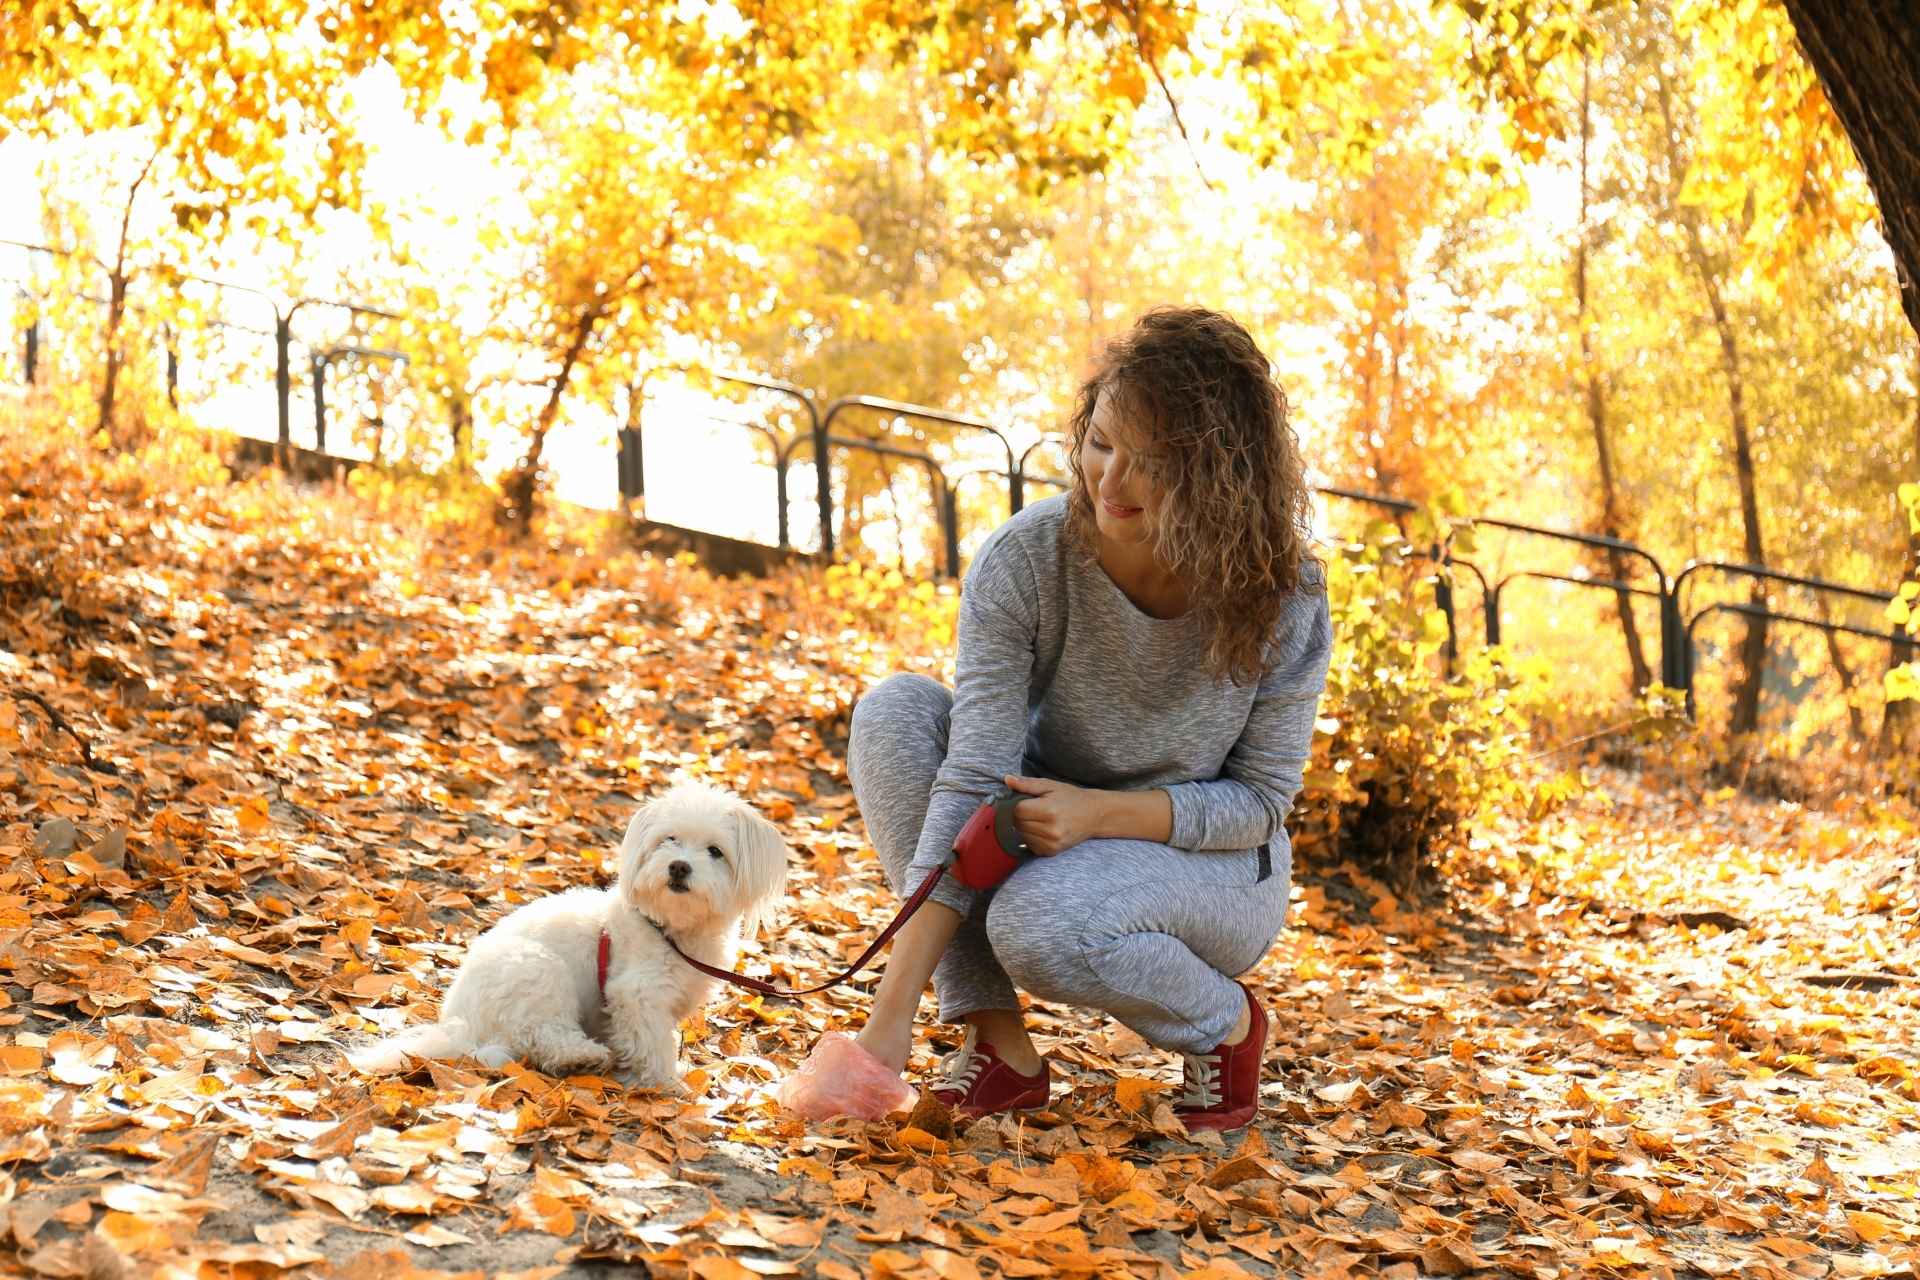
[1002, 775, 1106, 855]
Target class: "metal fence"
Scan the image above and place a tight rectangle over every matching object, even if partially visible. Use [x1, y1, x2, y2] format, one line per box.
[6, 247, 1910, 730]
[1315, 488, 1910, 728]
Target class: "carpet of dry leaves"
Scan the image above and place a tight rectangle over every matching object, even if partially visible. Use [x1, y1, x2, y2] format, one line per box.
[2, 426, 1917, 1280]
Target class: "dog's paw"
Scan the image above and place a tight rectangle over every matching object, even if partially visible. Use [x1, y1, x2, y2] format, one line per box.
[617, 1065, 689, 1097]
[541, 1043, 615, 1077]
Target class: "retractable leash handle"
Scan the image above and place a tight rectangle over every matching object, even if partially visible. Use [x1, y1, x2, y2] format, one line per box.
[949, 786, 1034, 890]
[652, 788, 1033, 999]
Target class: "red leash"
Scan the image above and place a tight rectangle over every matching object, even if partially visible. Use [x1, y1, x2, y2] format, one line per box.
[596, 790, 1031, 1003]
[599, 860, 951, 1001]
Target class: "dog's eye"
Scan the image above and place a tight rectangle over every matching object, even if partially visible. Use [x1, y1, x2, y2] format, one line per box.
[707, 844, 726, 859]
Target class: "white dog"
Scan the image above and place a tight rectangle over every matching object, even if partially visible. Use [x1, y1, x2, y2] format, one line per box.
[349, 779, 788, 1088]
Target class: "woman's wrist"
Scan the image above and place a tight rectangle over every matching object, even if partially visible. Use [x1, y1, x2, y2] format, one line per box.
[1092, 787, 1174, 844]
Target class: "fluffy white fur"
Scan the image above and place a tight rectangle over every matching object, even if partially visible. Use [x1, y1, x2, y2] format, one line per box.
[349, 779, 788, 1088]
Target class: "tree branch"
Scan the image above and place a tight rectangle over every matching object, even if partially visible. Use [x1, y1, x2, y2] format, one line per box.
[11, 690, 116, 774]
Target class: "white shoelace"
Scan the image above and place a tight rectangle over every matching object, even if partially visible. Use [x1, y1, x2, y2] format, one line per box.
[936, 1029, 986, 1094]
[1178, 1051, 1223, 1108]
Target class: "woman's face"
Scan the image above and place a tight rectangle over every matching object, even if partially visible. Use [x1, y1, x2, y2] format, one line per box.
[1080, 386, 1159, 547]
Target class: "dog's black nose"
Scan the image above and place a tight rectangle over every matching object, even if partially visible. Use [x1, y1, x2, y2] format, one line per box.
[668, 860, 691, 881]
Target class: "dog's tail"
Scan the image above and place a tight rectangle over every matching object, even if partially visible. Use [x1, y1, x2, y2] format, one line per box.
[346, 1019, 473, 1074]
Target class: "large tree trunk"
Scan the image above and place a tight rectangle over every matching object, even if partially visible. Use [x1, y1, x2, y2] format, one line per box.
[1777, 1, 1920, 340]
[1885, 345, 1920, 751]
[1577, 55, 1653, 692]
[1771, 2, 1918, 746]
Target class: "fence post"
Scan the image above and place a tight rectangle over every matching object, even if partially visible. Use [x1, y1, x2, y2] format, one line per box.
[275, 308, 294, 449]
[1659, 589, 1685, 691]
[942, 485, 962, 578]
[813, 414, 833, 558]
[616, 428, 645, 501]
[715, 373, 825, 557]
[1432, 545, 1456, 672]
[774, 453, 790, 549]
[23, 318, 37, 384]
[311, 352, 328, 452]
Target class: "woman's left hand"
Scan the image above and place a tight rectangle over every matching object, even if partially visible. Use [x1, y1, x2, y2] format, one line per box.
[1002, 775, 1104, 855]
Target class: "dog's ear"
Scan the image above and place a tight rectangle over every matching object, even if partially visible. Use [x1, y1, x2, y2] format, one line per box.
[616, 799, 664, 894]
[729, 803, 790, 942]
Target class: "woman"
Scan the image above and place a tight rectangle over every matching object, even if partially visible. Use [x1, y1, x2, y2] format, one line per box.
[844, 306, 1333, 1132]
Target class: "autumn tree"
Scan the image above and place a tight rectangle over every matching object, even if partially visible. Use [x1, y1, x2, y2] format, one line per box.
[0, 3, 386, 438]
[1438, 0, 1911, 342]
[1225, 0, 1532, 507]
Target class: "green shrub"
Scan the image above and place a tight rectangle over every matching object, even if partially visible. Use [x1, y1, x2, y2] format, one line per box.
[1293, 507, 1550, 892]
[1884, 481, 1919, 706]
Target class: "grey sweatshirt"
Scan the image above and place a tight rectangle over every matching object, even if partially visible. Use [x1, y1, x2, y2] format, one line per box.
[907, 493, 1335, 884]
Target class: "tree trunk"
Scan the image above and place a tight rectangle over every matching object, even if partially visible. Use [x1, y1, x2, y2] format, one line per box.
[1577, 55, 1653, 692]
[96, 150, 158, 443]
[1683, 222, 1771, 735]
[1777, 0, 1920, 340]
[1884, 344, 1920, 751]
[499, 300, 603, 534]
[1655, 63, 1770, 734]
[448, 391, 473, 474]
[1809, 595, 1868, 740]
[97, 271, 128, 441]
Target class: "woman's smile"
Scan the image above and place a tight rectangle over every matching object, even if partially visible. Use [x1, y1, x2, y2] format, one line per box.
[1102, 498, 1143, 519]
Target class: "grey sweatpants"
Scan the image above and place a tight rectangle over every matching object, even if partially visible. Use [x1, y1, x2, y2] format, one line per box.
[848, 673, 1293, 1054]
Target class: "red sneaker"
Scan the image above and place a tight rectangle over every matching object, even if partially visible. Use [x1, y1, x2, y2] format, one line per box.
[928, 1027, 1052, 1119]
[1173, 982, 1270, 1133]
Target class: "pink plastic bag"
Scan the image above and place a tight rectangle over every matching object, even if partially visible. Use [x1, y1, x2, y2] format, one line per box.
[777, 1032, 917, 1121]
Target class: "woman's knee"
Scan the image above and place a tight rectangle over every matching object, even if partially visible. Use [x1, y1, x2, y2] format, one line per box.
[982, 882, 1086, 1003]
[849, 674, 950, 779]
[985, 859, 1285, 1003]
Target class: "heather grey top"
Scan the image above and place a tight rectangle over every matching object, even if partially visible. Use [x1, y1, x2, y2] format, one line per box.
[907, 493, 1335, 881]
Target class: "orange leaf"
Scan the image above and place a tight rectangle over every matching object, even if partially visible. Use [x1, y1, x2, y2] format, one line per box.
[237, 795, 272, 834]
[1844, 1210, 1897, 1244]
[0, 1047, 42, 1075]
[162, 889, 197, 934]
[1452, 1150, 1506, 1174]
[1114, 1077, 1165, 1113]
[504, 1191, 575, 1237]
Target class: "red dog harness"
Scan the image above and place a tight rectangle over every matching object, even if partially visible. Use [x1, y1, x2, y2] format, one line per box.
[598, 790, 1031, 1002]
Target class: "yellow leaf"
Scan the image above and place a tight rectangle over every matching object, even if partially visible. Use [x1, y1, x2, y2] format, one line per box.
[776, 1156, 833, 1182]
[371, 1182, 440, 1215]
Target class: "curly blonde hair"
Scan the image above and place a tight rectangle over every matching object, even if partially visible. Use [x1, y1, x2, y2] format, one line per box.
[1064, 306, 1318, 685]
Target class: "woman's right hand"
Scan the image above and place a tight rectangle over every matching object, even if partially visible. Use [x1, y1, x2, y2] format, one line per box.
[1003, 775, 1102, 855]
